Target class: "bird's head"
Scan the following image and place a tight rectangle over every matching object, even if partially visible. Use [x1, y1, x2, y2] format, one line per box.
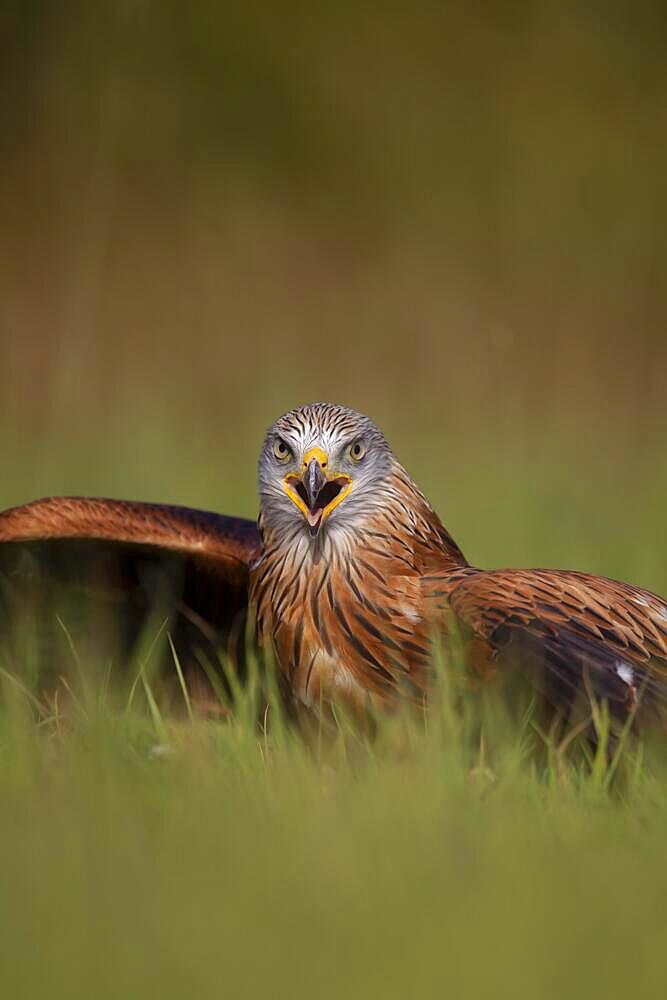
[258, 403, 394, 544]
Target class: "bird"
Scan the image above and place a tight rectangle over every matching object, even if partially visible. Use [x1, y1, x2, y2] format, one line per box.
[1, 401, 666, 731]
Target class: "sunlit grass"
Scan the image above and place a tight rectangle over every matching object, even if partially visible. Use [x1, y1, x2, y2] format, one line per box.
[0, 411, 664, 1000]
[0, 612, 665, 998]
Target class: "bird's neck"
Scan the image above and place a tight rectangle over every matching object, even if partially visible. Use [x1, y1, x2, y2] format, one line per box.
[381, 462, 468, 574]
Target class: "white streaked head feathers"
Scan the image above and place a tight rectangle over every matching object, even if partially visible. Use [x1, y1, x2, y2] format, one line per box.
[258, 402, 395, 546]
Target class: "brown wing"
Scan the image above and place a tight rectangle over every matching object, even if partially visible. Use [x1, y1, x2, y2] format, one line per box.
[448, 568, 667, 725]
[0, 496, 261, 702]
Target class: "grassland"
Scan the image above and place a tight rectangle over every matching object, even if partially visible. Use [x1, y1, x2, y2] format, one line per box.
[0, 634, 666, 1000]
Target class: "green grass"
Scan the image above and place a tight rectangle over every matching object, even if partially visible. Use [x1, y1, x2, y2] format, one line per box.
[0, 627, 665, 1000]
[0, 421, 665, 1000]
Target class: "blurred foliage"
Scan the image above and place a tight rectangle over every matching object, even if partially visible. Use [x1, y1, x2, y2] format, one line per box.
[0, 2, 665, 588]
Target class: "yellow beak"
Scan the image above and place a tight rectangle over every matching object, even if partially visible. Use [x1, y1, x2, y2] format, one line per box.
[283, 447, 352, 536]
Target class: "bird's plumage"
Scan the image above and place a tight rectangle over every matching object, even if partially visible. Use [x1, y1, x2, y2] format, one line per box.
[0, 497, 260, 699]
[0, 495, 260, 569]
[448, 568, 667, 721]
[251, 436, 467, 711]
[1, 403, 666, 730]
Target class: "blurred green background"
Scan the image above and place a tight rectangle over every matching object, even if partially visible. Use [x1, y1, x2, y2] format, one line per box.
[2, 1, 666, 588]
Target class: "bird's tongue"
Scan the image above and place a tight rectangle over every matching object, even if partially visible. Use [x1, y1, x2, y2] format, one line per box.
[306, 508, 323, 535]
[303, 479, 346, 536]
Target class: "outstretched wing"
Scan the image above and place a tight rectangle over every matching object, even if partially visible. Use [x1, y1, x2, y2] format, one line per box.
[0, 497, 261, 702]
[448, 568, 667, 726]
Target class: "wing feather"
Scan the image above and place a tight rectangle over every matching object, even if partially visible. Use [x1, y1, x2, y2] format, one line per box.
[449, 568, 667, 723]
[0, 496, 260, 575]
[0, 497, 261, 701]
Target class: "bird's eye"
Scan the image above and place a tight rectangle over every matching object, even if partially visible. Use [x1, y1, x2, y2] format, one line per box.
[349, 440, 366, 462]
[273, 438, 291, 462]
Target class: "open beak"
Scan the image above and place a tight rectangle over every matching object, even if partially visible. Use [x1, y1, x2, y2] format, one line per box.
[284, 448, 352, 537]
[303, 458, 327, 510]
